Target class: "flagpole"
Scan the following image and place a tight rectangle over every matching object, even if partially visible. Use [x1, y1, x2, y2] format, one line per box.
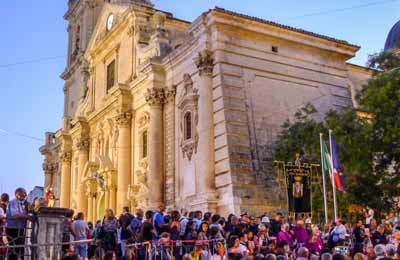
[319, 133, 329, 225]
[329, 129, 338, 222]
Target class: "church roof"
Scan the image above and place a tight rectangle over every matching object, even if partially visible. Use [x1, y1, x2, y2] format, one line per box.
[213, 7, 359, 49]
[384, 20, 400, 51]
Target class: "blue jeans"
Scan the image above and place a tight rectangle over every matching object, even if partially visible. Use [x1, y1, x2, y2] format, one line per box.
[121, 240, 128, 256]
[74, 243, 87, 258]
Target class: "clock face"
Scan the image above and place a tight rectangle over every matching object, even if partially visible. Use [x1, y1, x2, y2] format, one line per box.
[106, 14, 114, 31]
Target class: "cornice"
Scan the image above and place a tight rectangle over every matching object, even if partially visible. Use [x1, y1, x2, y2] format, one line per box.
[212, 7, 359, 51]
[210, 9, 359, 57]
[346, 63, 375, 74]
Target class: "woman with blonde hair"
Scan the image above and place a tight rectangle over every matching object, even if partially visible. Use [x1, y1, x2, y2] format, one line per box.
[97, 208, 118, 251]
[353, 252, 367, 260]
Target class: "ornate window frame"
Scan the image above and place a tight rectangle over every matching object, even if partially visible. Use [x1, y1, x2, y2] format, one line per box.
[138, 112, 150, 167]
[183, 111, 193, 141]
[178, 74, 199, 161]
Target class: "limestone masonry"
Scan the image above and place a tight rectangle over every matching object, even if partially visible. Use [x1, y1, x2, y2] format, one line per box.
[40, 0, 371, 221]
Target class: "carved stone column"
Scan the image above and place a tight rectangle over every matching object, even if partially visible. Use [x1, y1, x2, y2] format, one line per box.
[104, 171, 116, 212]
[76, 139, 90, 215]
[194, 50, 217, 211]
[144, 88, 165, 209]
[86, 178, 97, 223]
[115, 112, 132, 213]
[59, 152, 72, 208]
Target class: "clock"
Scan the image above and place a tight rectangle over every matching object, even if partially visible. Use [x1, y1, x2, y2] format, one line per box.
[106, 14, 114, 31]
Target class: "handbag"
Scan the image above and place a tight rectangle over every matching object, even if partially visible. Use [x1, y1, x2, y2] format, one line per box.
[96, 219, 105, 240]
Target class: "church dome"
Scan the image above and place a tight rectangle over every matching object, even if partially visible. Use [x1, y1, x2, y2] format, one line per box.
[385, 20, 400, 51]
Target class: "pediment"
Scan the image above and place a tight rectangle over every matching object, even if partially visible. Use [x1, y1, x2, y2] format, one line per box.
[85, 3, 130, 57]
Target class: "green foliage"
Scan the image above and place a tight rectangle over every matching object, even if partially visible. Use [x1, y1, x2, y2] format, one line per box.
[274, 51, 400, 218]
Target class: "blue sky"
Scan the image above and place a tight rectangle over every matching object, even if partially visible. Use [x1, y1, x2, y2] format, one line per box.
[0, 0, 398, 196]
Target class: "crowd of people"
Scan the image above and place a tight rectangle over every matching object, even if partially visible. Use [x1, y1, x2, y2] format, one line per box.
[1, 188, 400, 260]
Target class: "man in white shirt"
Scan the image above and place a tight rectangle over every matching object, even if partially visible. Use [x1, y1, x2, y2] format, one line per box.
[365, 206, 374, 227]
[330, 218, 346, 247]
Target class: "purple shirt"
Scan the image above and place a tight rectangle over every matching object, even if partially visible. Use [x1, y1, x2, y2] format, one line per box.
[293, 226, 309, 244]
[305, 236, 323, 254]
[277, 231, 293, 247]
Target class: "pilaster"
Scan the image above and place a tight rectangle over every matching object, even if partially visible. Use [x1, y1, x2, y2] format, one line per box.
[59, 152, 72, 208]
[144, 88, 165, 209]
[76, 138, 90, 215]
[115, 112, 132, 213]
[193, 50, 217, 212]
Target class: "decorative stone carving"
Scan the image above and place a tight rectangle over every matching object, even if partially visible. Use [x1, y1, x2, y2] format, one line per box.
[76, 139, 90, 151]
[42, 163, 54, 173]
[178, 74, 199, 160]
[85, 178, 98, 198]
[138, 112, 150, 128]
[154, 12, 166, 29]
[164, 85, 177, 103]
[144, 88, 165, 106]
[128, 170, 149, 208]
[80, 59, 90, 100]
[135, 18, 151, 45]
[60, 152, 72, 163]
[194, 50, 214, 76]
[51, 162, 59, 172]
[139, 158, 148, 169]
[115, 112, 132, 127]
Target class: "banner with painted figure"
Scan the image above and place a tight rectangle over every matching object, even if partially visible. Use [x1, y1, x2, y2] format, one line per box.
[284, 163, 312, 218]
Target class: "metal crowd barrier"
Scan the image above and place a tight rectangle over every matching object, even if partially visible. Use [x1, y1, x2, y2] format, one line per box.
[0, 226, 226, 260]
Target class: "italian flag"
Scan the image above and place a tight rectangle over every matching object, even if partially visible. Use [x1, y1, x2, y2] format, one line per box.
[321, 142, 333, 179]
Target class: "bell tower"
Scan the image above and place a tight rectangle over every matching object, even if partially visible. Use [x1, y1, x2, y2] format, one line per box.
[64, 0, 106, 67]
[61, 0, 108, 124]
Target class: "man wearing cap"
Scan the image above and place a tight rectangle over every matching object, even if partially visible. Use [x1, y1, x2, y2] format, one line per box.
[261, 216, 270, 225]
[305, 218, 312, 236]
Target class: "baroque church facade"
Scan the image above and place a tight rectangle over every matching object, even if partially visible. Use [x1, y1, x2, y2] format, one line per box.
[40, 0, 371, 221]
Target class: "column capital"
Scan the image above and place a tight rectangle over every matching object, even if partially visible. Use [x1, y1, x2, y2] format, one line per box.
[115, 112, 132, 127]
[60, 151, 72, 163]
[194, 50, 214, 76]
[42, 162, 57, 174]
[76, 139, 90, 151]
[164, 86, 177, 104]
[144, 88, 165, 106]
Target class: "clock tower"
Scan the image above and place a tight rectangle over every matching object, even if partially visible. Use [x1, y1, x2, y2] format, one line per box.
[61, 0, 109, 127]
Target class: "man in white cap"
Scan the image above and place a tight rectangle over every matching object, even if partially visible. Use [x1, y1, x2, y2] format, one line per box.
[262, 216, 270, 225]
[305, 218, 312, 236]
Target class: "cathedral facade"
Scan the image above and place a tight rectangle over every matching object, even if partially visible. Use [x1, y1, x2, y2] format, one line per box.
[40, 0, 370, 221]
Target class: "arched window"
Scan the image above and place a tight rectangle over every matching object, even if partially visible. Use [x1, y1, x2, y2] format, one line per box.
[184, 112, 192, 140]
[142, 130, 148, 158]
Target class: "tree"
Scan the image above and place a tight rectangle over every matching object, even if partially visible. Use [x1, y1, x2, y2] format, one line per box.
[274, 51, 400, 218]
